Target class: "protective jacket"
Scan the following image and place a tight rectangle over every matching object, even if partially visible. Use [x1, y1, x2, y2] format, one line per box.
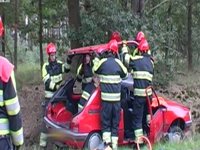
[77, 63, 95, 110]
[93, 56, 128, 102]
[42, 60, 70, 98]
[77, 63, 93, 89]
[0, 56, 24, 146]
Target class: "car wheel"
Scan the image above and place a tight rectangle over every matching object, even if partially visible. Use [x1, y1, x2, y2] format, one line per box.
[84, 132, 102, 150]
[168, 126, 184, 142]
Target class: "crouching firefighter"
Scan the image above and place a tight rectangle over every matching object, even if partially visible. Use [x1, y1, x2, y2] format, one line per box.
[93, 40, 128, 150]
[122, 37, 154, 143]
[40, 42, 71, 148]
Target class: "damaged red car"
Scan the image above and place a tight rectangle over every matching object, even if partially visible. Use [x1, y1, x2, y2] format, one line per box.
[44, 41, 192, 150]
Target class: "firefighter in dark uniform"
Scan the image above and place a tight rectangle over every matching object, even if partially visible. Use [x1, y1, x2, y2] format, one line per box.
[0, 18, 24, 150]
[122, 37, 154, 143]
[77, 54, 96, 111]
[40, 42, 71, 147]
[93, 40, 128, 150]
[0, 56, 24, 150]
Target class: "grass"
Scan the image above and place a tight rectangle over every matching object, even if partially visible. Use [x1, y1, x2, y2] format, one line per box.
[15, 63, 42, 90]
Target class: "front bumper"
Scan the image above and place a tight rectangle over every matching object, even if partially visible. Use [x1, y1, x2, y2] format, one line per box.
[44, 116, 89, 148]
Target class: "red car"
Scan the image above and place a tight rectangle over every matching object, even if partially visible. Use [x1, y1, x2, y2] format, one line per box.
[44, 41, 192, 150]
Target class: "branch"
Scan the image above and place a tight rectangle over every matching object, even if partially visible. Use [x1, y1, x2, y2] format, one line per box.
[147, 0, 170, 14]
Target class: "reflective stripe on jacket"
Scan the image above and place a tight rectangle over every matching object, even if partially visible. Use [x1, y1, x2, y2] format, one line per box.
[42, 60, 70, 98]
[93, 56, 128, 102]
[129, 53, 154, 97]
[0, 70, 24, 146]
[76, 63, 93, 89]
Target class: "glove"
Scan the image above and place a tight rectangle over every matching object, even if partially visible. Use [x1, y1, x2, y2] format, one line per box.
[66, 55, 73, 64]
[13, 145, 21, 150]
[55, 84, 60, 90]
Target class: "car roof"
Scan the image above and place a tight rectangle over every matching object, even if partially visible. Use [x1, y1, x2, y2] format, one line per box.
[67, 40, 139, 56]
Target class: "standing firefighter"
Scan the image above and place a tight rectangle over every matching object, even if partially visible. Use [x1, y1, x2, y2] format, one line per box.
[77, 54, 96, 111]
[0, 18, 24, 150]
[93, 40, 128, 150]
[40, 42, 71, 147]
[122, 36, 154, 143]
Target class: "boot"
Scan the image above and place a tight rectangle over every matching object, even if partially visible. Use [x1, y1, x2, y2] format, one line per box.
[111, 136, 118, 150]
[39, 132, 47, 147]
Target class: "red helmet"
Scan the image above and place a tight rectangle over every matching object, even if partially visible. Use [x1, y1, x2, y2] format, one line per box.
[0, 17, 4, 37]
[138, 39, 149, 53]
[136, 31, 145, 42]
[46, 43, 56, 55]
[107, 39, 118, 54]
[110, 31, 122, 42]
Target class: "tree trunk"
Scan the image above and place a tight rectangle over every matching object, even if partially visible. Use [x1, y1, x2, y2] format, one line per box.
[68, 0, 81, 49]
[39, 0, 44, 70]
[165, 1, 172, 61]
[131, 0, 145, 17]
[187, 0, 193, 71]
[14, 0, 18, 69]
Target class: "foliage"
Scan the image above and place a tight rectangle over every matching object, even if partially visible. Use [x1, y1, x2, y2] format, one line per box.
[1, 0, 200, 86]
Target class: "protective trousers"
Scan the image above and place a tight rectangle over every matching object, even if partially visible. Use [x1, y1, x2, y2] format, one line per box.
[131, 96, 146, 141]
[78, 82, 96, 111]
[0, 136, 15, 150]
[39, 98, 50, 147]
[101, 101, 120, 149]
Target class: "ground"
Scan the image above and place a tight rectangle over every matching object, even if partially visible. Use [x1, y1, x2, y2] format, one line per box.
[18, 82, 200, 147]
[19, 84, 44, 146]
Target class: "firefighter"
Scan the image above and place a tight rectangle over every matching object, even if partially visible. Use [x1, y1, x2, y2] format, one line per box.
[40, 42, 71, 147]
[110, 31, 122, 42]
[122, 38, 154, 143]
[93, 40, 128, 150]
[0, 56, 24, 150]
[77, 54, 96, 111]
[0, 18, 24, 150]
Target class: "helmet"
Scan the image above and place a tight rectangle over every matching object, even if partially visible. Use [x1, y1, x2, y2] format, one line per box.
[107, 39, 118, 54]
[46, 43, 56, 55]
[138, 39, 149, 53]
[110, 31, 122, 42]
[136, 31, 145, 42]
[0, 17, 4, 37]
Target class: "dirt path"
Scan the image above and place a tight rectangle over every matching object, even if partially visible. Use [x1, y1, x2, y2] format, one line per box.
[19, 84, 44, 145]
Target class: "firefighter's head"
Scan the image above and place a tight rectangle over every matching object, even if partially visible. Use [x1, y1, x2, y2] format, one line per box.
[46, 43, 57, 62]
[138, 39, 150, 54]
[135, 31, 146, 43]
[110, 31, 122, 42]
[85, 54, 91, 64]
[107, 39, 119, 54]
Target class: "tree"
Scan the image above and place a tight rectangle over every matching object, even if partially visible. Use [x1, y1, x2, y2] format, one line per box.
[39, 0, 43, 70]
[14, 0, 18, 69]
[68, 0, 81, 48]
[187, 0, 193, 70]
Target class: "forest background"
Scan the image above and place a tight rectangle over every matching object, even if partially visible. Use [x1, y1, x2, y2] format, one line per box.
[1, 0, 200, 149]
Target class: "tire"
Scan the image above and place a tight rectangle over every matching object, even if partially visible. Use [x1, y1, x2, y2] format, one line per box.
[84, 132, 102, 150]
[167, 126, 184, 142]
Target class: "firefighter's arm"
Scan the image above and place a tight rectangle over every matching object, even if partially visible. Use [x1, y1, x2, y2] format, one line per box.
[115, 59, 128, 79]
[42, 63, 57, 91]
[63, 55, 72, 73]
[121, 41, 131, 68]
[4, 71, 24, 146]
